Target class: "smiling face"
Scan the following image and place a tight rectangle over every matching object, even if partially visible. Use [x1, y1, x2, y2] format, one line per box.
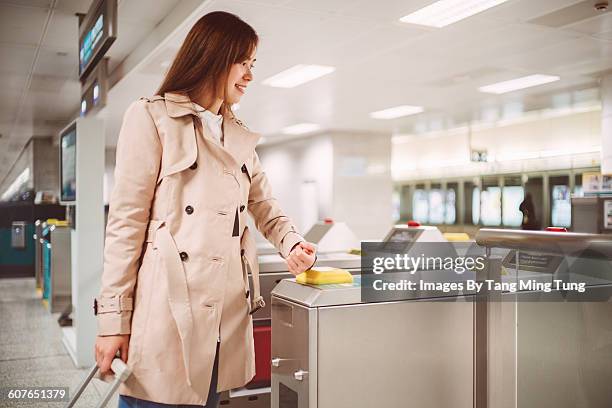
[224, 51, 256, 105]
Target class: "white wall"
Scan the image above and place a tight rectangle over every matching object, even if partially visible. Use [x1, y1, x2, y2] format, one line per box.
[256, 135, 333, 238]
[393, 109, 602, 181]
[332, 132, 393, 240]
[257, 131, 392, 242]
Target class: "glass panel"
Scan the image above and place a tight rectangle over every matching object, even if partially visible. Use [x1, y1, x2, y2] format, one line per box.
[481, 187, 502, 226]
[551, 185, 571, 227]
[445, 188, 457, 224]
[472, 187, 481, 225]
[503, 186, 524, 227]
[412, 189, 429, 223]
[428, 189, 445, 224]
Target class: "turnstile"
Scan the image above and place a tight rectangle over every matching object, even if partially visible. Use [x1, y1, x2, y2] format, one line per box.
[271, 276, 474, 408]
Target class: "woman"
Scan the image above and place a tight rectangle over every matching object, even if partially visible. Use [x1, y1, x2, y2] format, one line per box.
[94, 11, 317, 407]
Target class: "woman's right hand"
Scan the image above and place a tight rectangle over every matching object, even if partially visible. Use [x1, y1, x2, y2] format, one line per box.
[95, 334, 130, 375]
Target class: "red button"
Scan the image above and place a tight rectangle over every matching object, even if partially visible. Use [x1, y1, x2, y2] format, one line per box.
[407, 220, 421, 227]
[324, 218, 334, 224]
[546, 227, 567, 232]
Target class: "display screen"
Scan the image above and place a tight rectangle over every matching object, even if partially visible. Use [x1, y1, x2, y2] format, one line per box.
[79, 14, 104, 73]
[502, 186, 524, 227]
[78, 0, 116, 79]
[382, 228, 422, 252]
[60, 124, 77, 202]
[551, 185, 571, 227]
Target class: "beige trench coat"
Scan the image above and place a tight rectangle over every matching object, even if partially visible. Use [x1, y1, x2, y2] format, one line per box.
[95, 92, 304, 404]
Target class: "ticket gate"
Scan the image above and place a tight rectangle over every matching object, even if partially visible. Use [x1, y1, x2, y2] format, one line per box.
[271, 228, 612, 408]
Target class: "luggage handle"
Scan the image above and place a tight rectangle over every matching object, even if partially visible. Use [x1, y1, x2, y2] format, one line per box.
[66, 358, 131, 408]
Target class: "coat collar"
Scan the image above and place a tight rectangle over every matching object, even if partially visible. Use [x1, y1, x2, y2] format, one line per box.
[162, 92, 261, 165]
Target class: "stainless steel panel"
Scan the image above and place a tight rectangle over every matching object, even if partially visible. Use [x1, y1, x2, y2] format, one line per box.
[50, 226, 71, 313]
[475, 228, 612, 257]
[271, 297, 315, 408]
[516, 300, 612, 408]
[316, 300, 474, 408]
[271, 278, 362, 308]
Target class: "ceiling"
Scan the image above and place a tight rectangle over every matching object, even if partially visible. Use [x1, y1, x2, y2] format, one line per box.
[0, 0, 184, 185]
[1, 0, 612, 183]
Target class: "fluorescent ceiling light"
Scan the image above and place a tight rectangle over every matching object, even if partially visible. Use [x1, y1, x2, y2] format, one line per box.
[370, 105, 424, 120]
[262, 64, 335, 88]
[478, 74, 560, 94]
[400, 0, 510, 28]
[281, 123, 321, 135]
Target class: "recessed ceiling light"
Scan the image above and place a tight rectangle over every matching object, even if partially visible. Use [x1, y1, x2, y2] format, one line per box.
[262, 65, 335, 88]
[281, 123, 322, 135]
[400, 0, 510, 28]
[478, 74, 560, 94]
[370, 105, 424, 120]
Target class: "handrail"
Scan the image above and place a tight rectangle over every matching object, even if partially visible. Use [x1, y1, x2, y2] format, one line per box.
[475, 228, 612, 258]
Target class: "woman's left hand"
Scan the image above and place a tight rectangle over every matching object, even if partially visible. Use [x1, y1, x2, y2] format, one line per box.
[286, 241, 317, 276]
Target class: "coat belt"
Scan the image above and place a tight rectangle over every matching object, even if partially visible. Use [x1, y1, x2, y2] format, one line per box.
[146, 219, 209, 397]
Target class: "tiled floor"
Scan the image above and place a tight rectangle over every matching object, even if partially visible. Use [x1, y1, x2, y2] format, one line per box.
[0, 278, 119, 407]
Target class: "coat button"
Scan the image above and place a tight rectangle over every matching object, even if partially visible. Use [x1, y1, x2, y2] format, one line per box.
[245, 290, 250, 298]
[189, 162, 198, 170]
[179, 251, 189, 261]
[240, 205, 245, 212]
[185, 205, 194, 215]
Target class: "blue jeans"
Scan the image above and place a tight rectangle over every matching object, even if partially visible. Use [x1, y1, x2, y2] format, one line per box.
[118, 344, 220, 408]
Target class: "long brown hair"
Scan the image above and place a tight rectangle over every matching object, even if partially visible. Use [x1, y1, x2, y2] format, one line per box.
[156, 11, 258, 115]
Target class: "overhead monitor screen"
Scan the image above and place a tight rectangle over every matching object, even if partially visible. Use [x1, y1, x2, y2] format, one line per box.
[60, 123, 77, 203]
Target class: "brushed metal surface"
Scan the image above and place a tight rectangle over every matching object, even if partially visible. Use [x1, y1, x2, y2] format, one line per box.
[316, 300, 474, 408]
[50, 226, 72, 313]
[475, 229, 612, 258]
[271, 296, 314, 408]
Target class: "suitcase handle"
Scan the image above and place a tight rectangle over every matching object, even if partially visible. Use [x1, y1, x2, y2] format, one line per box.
[66, 358, 132, 408]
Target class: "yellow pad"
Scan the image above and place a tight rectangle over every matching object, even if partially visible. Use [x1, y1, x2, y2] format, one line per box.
[443, 232, 471, 242]
[296, 266, 353, 285]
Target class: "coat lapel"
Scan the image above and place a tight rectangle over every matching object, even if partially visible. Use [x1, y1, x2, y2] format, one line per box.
[222, 115, 261, 167]
[162, 91, 261, 165]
